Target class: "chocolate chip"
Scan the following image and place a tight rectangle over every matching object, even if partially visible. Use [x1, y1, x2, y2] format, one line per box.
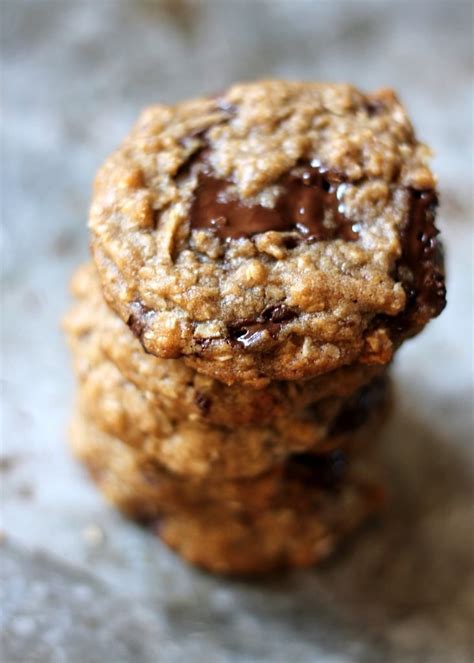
[127, 301, 153, 341]
[227, 321, 275, 347]
[194, 391, 211, 416]
[227, 304, 298, 347]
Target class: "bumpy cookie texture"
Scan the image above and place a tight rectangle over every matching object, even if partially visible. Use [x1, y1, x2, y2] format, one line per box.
[65, 263, 387, 427]
[74, 368, 389, 479]
[89, 80, 445, 385]
[71, 417, 385, 574]
[71, 416, 381, 515]
[64, 275, 391, 478]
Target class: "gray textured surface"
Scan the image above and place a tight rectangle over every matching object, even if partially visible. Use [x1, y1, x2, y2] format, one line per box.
[1, 1, 473, 661]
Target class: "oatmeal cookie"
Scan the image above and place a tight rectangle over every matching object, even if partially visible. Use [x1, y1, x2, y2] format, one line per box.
[67, 289, 390, 478]
[65, 262, 387, 426]
[73, 343, 390, 478]
[71, 416, 384, 574]
[157, 491, 383, 575]
[89, 81, 445, 386]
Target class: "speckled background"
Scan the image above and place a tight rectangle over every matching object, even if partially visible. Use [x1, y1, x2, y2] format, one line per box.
[1, 1, 473, 661]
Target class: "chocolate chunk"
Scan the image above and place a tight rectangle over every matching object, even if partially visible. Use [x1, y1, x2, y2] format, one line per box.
[401, 188, 446, 316]
[227, 304, 298, 347]
[190, 165, 360, 241]
[375, 188, 446, 338]
[127, 301, 153, 341]
[227, 321, 277, 348]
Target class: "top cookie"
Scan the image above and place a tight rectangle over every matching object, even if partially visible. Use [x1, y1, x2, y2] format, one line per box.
[89, 80, 445, 385]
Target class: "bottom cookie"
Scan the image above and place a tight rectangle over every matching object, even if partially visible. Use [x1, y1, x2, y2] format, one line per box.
[71, 416, 385, 574]
[157, 484, 383, 575]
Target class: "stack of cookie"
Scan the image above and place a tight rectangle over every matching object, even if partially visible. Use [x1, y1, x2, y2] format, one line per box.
[65, 81, 445, 574]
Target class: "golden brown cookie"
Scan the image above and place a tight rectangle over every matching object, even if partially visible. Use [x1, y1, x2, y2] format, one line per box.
[71, 416, 385, 574]
[89, 81, 445, 386]
[73, 345, 389, 479]
[65, 262, 387, 427]
[66, 279, 391, 478]
[157, 490, 383, 575]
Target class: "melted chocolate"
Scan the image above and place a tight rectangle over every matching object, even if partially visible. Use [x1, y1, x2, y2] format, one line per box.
[227, 321, 279, 348]
[190, 166, 359, 241]
[227, 304, 297, 348]
[401, 188, 446, 316]
[376, 188, 446, 338]
[127, 301, 153, 341]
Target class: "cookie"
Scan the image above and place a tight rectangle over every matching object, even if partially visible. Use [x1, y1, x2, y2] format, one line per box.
[70, 415, 375, 514]
[65, 262, 387, 426]
[157, 491, 383, 575]
[67, 289, 391, 478]
[73, 343, 390, 478]
[71, 416, 384, 574]
[89, 81, 445, 386]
